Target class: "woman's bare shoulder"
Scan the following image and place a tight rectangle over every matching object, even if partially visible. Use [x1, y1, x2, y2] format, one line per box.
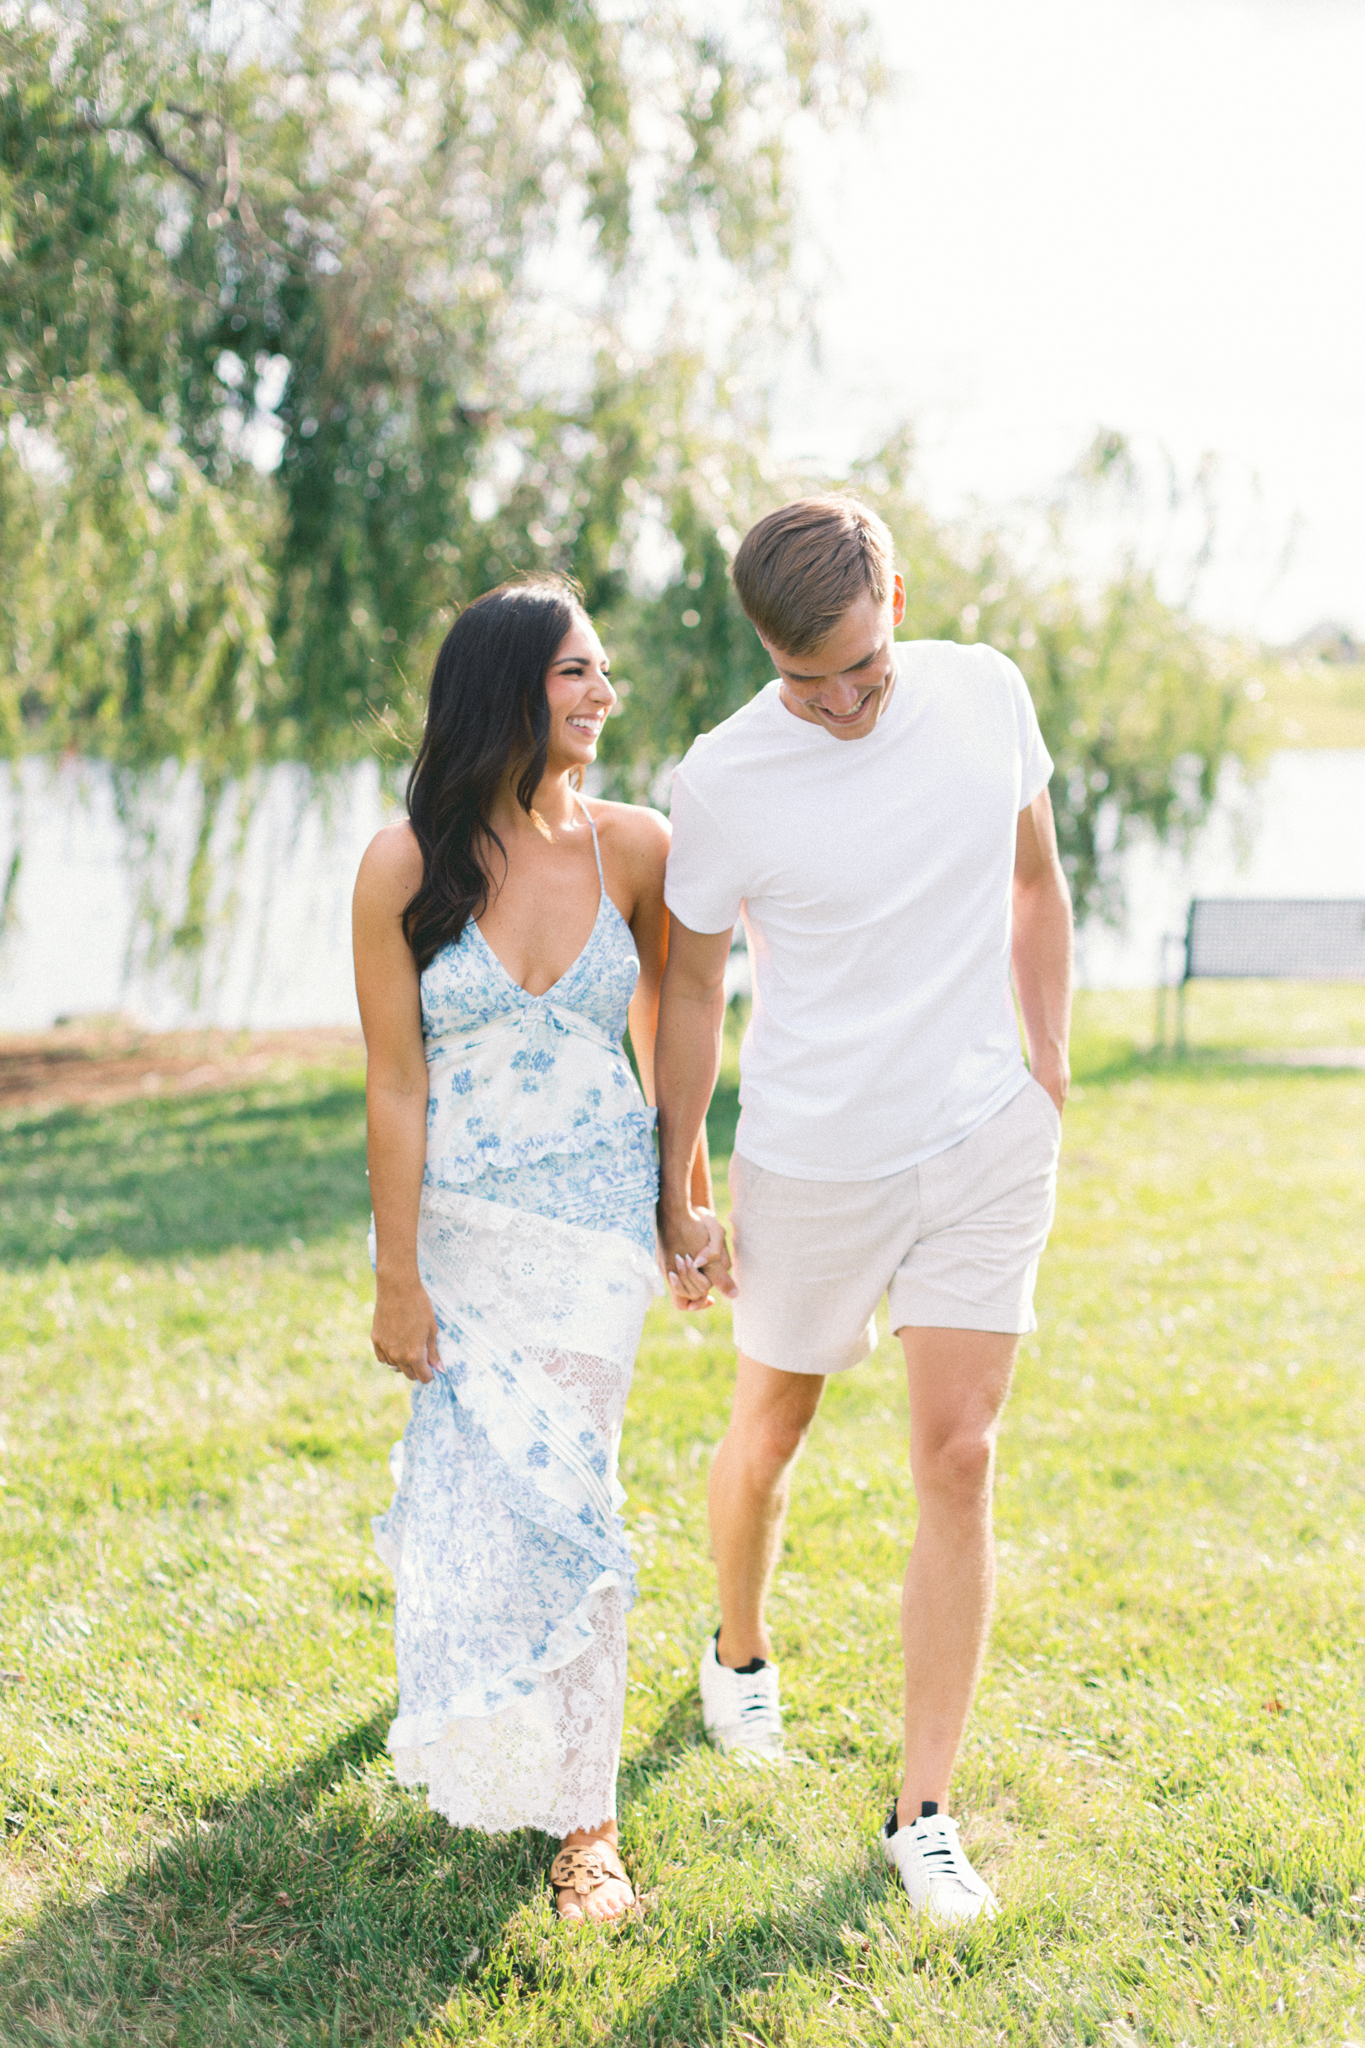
[585, 798, 670, 865]
[355, 819, 424, 908]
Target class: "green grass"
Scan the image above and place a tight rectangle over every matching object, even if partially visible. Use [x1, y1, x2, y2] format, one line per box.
[1254, 661, 1365, 751]
[1093, 981, 1365, 1069]
[2, 991, 1363, 2044]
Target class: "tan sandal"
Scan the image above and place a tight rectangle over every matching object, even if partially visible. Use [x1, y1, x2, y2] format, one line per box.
[549, 1840, 638, 1919]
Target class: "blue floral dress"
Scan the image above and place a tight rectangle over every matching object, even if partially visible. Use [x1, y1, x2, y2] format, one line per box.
[372, 800, 661, 1837]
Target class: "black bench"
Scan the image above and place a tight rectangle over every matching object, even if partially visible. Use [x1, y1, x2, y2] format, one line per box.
[1157, 898, 1365, 1050]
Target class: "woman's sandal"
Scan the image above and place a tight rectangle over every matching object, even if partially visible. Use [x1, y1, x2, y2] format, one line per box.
[549, 1840, 639, 1921]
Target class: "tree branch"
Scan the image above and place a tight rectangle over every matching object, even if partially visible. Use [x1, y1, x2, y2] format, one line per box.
[132, 104, 209, 192]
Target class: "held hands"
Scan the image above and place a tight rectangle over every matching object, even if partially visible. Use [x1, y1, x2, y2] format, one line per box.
[372, 1277, 442, 1384]
[659, 1205, 737, 1313]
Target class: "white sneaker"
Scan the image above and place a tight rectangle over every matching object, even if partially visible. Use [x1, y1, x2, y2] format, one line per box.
[698, 1633, 784, 1761]
[881, 1802, 999, 1924]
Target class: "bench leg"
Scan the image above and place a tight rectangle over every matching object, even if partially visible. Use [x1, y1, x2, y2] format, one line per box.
[1176, 981, 1188, 1054]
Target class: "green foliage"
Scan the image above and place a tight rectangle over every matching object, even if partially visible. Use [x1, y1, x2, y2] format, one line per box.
[1, 6, 1262, 927]
[600, 490, 777, 790]
[1014, 572, 1248, 919]
[0, 0, 880, 771]
[2, 1013, 1364, 2040]
[0, 378, 279, 769]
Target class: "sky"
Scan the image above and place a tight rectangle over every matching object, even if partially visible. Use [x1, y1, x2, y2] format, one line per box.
[778, 0, 1365, 643]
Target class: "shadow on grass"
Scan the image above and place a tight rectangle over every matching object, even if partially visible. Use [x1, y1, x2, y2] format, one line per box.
[2, 1067, 745, 1272]
[602, 1862, 896, 2048]
[1, 1689, 934, 2048]
[624, 1685, 708, 1783]
[595, 1691, 913, 2047]
[0, 1081, 370, 1267]
[1070, 1034, 1365, 1090]
[0, 1708, 537, 2048]
[471, 1846, 902, 2048]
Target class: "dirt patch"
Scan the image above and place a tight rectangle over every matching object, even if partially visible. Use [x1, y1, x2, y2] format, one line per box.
[0, 1022, 365, 1114]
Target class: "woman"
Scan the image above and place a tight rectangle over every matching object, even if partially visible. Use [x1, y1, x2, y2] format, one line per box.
[352, 577, 709, 1923]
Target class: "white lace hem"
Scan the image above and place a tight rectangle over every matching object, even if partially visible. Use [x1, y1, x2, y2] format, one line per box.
[389, 1580, 628, 1836]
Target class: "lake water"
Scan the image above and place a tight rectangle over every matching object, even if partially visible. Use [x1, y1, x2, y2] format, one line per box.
[2, 751, 1362, 1030]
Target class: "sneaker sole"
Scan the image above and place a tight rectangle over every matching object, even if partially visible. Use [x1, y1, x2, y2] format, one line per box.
[704, 1727, 786, 1763]
[880, 1839, 999, 1923]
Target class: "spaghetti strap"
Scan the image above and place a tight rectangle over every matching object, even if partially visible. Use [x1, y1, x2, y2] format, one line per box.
[575, 791, 606, 889]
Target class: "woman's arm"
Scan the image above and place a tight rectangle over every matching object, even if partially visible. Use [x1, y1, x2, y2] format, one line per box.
[615, 804, 717, 1284]
[352, 823, 441, 1385]
[620, 806, 670, 1107]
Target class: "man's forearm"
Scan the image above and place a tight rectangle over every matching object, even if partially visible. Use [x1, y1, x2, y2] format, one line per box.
[689, 1119, 715, 1212]
[1012, 873, 1074, 1086]
[655, 983, 725, 1216]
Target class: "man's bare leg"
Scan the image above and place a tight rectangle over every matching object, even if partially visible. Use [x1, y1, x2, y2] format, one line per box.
[896, 1325, 1018, 1823]
[708, 1351, 825, 1667]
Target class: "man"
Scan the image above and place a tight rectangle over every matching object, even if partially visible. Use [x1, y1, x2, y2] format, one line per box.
[654, 495, 1072, 1924]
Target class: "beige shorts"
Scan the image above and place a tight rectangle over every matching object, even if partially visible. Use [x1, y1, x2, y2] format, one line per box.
[729, 1077, 1061, 1375]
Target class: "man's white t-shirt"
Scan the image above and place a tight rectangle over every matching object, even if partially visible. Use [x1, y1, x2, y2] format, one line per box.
[664, 640, 1054, 1181]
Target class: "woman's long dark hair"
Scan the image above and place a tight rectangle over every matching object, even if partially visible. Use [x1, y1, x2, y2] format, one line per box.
[403, 576, 584, 972]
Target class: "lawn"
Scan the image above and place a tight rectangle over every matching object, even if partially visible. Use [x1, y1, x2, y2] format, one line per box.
[1254, 659, 1365, 752]
[0, 992, 1362, 2046]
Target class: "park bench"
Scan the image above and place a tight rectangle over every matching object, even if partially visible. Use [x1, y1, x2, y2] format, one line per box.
[1157, 897, 1365, 1050]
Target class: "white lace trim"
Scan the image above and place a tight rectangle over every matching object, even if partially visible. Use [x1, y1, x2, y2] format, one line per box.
[418, 1181, 663, 1296]
[390, 1582, 628, 1836]
[384, 1563, 625, 1751]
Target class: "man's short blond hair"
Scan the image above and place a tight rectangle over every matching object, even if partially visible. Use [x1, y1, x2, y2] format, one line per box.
[731, 495, 895, 655]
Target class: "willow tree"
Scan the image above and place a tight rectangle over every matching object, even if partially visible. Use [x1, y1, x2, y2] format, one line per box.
[1, 7, 1260, 942]
[0, 0, 882, 780]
